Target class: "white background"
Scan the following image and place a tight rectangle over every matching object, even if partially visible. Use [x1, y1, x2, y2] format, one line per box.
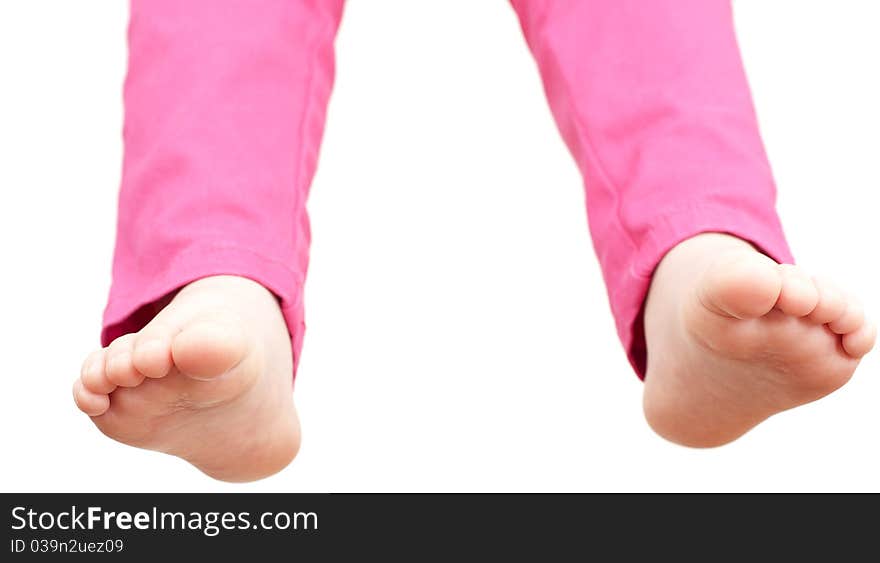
[1, 1, 879, 492]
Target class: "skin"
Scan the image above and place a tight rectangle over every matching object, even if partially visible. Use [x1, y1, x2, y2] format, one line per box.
[643, 233, 875, 447]
[73, 234, 875, 481]
[74, 275, 299, 482]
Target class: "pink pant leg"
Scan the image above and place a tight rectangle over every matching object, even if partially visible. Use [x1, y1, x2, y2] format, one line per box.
[510, 0, 794, 377]
[103, 0, 345, 376]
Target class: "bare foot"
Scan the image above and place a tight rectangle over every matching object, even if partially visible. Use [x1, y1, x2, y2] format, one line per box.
[73, 275, 300, 482]
[643, 233, 876, 447]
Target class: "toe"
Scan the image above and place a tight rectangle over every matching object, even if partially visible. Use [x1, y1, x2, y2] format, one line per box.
[806, 276, 847, 324]
[828, 297, 865, 335]
[774, 265, 820, 317]
[842, 320, 877, 359]
[73, 379, 110, 416]
[80, 349, 116, 394]
[171, 318, 249, 380]
[105, 334, 146, 388]
[698, 250, 782, 319]
[132, 326, 174, 379]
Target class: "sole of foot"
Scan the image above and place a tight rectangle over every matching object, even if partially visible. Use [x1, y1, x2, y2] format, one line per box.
[74, 275, 300, 482]
[643, 233, 875, 447]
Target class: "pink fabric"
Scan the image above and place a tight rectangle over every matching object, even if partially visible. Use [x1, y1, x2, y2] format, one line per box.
[104, 0, 792, 379]
[104, 0, 345, 373]
[509, 0, 794, 375]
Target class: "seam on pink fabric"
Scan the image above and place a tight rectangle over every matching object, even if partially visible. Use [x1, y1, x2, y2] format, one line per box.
[509, 3, 636, 256]
[623, 200, 792, 286]
[108, 243, 302, 301]
[101, 245, 308, 369]
[606, 202, 792, 311]
[291, 17, 320, 230]
[541, 38, 642, 263]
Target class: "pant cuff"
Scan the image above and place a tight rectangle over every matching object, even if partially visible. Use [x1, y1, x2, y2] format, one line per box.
[615, 203, 794, 379]
[102, 244, 306, 378]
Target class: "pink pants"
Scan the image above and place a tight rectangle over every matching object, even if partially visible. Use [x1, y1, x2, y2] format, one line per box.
[104, 0, 794, 378]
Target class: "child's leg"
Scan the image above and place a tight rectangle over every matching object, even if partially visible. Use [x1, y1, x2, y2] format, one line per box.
[72, 0, 344, 481]
[510, 0, 875, 445]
